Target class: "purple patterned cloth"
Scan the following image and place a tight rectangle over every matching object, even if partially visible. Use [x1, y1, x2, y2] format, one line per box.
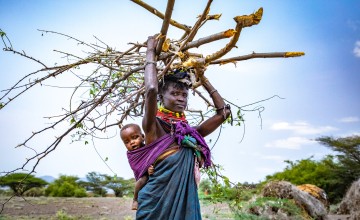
[127, 121, 212, 180]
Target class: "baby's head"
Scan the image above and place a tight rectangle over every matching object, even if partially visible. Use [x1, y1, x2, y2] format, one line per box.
[120, 123, 145, 151]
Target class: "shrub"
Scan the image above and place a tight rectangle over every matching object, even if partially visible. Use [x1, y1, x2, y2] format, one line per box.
[74, 188, 87, 198]
[23, 187, 45, 197]
[55, 210, 75, 220]
[46, 175, 87, 197]
[57, 182, 75, 197]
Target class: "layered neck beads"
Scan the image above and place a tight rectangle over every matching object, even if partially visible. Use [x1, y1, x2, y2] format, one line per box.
[156, 105, 187, 124]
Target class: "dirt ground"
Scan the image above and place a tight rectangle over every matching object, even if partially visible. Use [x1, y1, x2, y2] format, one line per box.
[0, 197, 136, 220]
[0, 196, 351, 220]
[0, 196, 233, 220]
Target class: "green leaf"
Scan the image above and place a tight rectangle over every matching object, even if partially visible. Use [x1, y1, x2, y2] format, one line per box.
[223, 176, 230, 188]
[0, 31, 6, 37]
[105, 157, 108, 161]
[84, 141, 89, 145]
[101, 80, 107, 89]
[70, 117, 76, 124]
[75, 122, 83, 128]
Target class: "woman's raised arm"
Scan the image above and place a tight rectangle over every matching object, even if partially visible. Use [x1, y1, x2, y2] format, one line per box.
[196, 75, 231, 137]
[142, 36, 159, 141]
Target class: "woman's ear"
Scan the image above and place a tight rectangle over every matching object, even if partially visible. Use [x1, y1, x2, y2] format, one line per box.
[158, 95, 163, 103]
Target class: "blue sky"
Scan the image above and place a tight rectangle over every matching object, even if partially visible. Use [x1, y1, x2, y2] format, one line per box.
[1, 0, 359, 183]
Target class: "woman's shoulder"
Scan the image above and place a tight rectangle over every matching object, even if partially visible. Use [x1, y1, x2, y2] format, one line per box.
[144, 118, 168, 144]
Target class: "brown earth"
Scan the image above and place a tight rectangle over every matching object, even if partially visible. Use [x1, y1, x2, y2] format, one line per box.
[0, 196, 233, 220]
[0, 196, 351, 220]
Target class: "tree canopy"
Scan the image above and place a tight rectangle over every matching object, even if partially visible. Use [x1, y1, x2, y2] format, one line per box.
[0, 173, 47, 195]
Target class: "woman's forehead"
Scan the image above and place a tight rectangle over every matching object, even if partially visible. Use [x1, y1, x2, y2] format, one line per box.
[165, 83, 188, 92]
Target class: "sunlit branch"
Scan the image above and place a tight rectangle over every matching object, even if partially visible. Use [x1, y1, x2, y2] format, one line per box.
[210, 52, 305, 65]
[205, 7, 263, 63]
[130, 0, 191, 33]
[155, 0, 175, 55]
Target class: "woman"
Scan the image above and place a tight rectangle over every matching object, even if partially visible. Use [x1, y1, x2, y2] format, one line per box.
[128, 36, 230, 219]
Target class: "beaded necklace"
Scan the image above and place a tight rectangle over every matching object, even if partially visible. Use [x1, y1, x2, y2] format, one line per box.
[156, 105, 187, 124]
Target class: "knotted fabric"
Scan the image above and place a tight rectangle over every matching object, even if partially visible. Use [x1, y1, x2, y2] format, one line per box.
[173, 121, 211, 168]
[127, 121, 212, 180]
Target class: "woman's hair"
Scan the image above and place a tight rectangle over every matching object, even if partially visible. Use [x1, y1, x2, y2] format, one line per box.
[158, 69, 191, 95]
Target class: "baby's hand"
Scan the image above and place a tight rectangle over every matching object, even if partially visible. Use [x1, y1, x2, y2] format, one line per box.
[132, 200, 138, 210]
[148, 165, 155, 175]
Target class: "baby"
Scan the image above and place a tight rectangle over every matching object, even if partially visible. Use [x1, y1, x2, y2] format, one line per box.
[120, 123, 154, 210]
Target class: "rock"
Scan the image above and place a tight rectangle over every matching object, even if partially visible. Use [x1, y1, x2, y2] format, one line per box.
[297, 184, 330, 211]
[262, 181, 328, 220]
[338, 178, 360, 220]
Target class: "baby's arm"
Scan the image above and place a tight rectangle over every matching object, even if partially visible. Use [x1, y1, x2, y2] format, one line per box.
[148, 165, 154, 175]
[132, 175, 149, 210]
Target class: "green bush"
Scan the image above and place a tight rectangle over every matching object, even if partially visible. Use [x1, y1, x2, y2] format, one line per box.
[55, 210, 75, 220]
[46, 175, 86, 197]
[45, 184, 58, 196]
[74, 188, 87, 198]
[0, 188, 12, 196]
[23, 187, 45, 197]
[57, 182, 75, 197]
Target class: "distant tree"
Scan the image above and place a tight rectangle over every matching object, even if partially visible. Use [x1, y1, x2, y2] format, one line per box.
[103, 175, 135, 197]
[80, 172, 108, 197]
[79, 172, 135, 197]
[316, 135, 360, 202]
[316, 135, 360, 180]
[265, 156, 344, 203]
[199, 179, 212, 195]
[45, 175, 86, 197]
[0, 173, 47, 195]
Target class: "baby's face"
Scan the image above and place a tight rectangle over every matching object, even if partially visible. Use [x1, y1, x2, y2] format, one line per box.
[120, 126, 144, 151]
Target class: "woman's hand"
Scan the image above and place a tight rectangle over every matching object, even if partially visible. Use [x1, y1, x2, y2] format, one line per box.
[194, 66, 207, 83]
[191, 65, 207, 89]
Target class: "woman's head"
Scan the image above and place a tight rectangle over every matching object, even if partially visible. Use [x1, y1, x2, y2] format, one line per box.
[158, 70, 191, 113]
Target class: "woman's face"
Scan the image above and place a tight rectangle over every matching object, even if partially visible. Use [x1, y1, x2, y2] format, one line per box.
[161, 84, 188, 113]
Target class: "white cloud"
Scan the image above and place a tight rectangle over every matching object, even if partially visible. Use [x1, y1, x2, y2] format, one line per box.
[265, 137, 315, 150]
[270, 121, 337, 135]
[338, 116, 359, 123]
[354, 41, 360, 58]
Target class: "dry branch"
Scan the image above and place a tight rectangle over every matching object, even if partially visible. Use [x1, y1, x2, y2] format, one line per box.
[130, 0, 191, 33]
[210, 52, 305, 65]
[205, 7, 263, 63]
